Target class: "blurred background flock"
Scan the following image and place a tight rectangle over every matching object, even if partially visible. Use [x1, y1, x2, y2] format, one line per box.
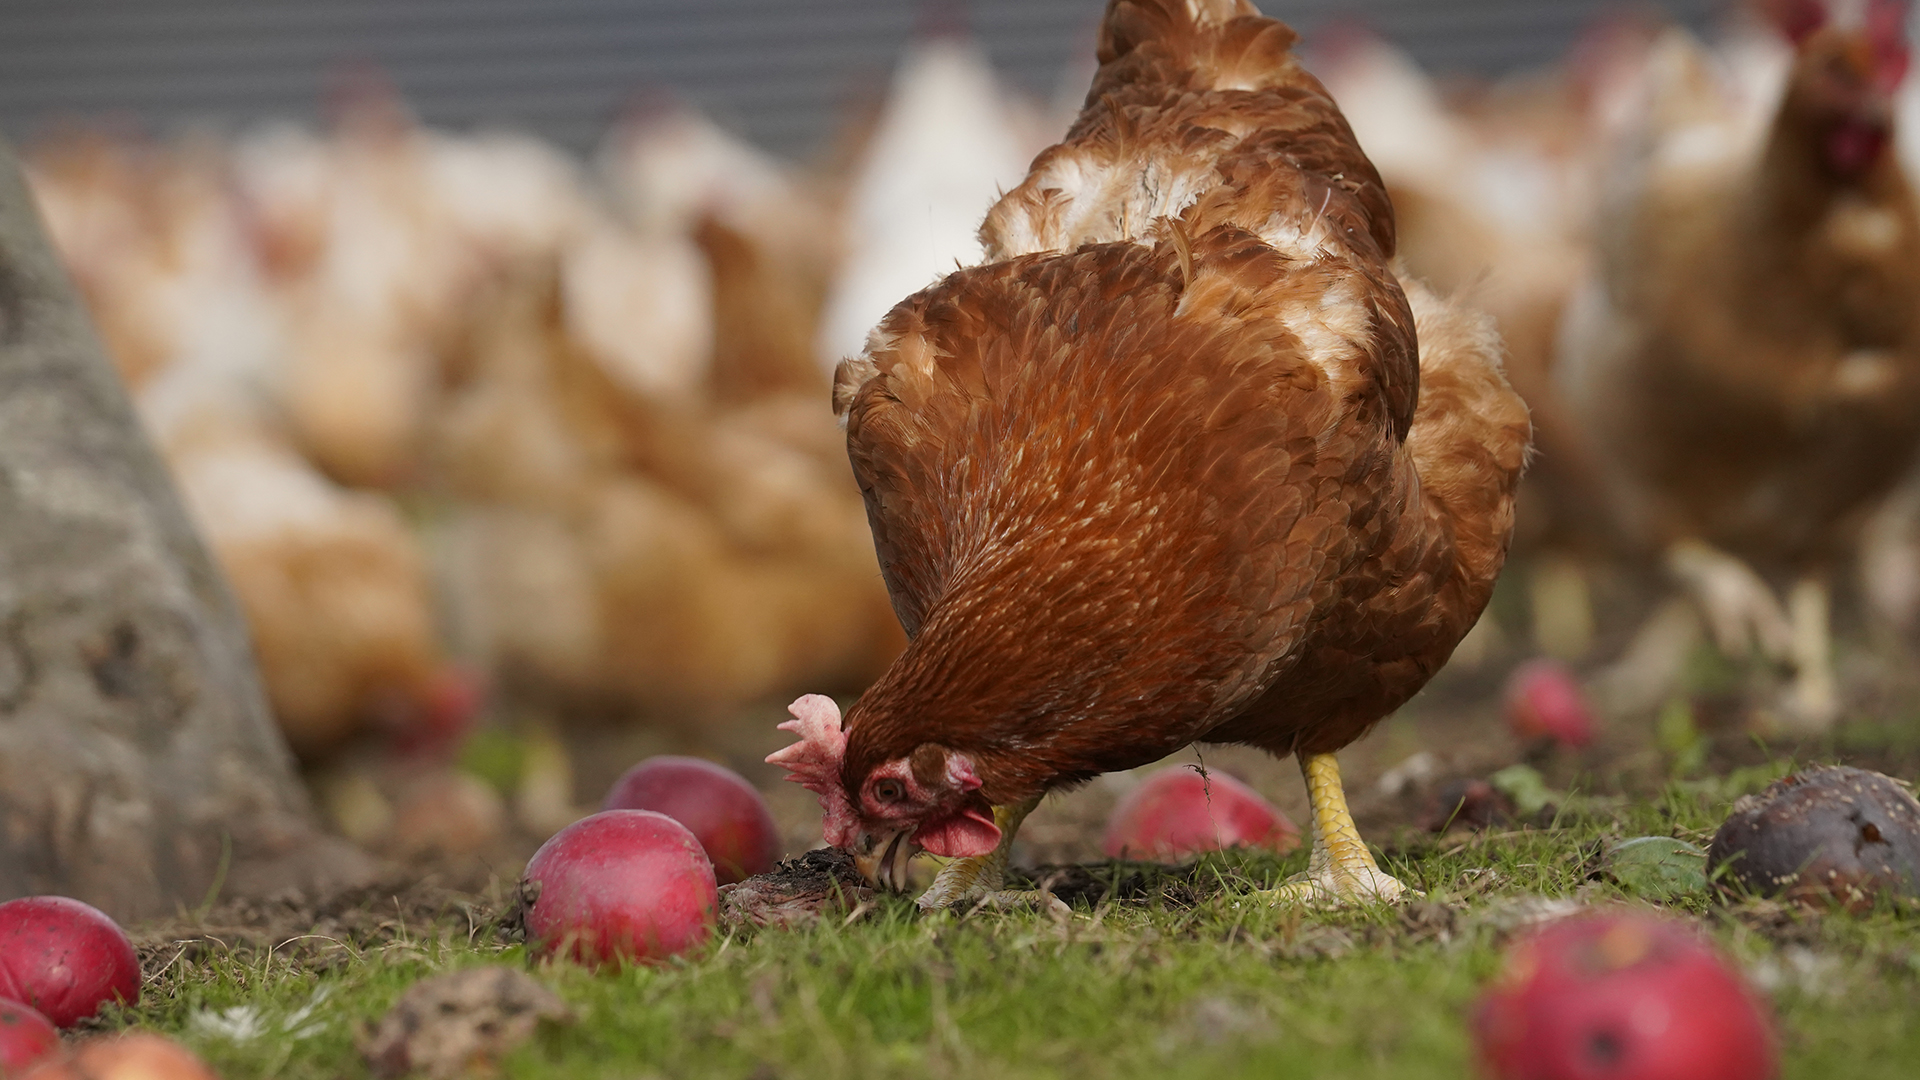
[9, 0, 1920, 867]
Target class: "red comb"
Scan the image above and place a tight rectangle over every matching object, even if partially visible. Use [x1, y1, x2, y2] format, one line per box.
[768, 695, 862, 848]
[766, 695, 847, 796]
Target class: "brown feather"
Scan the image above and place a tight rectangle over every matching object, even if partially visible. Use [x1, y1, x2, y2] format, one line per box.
[833, 0, 1529, 805]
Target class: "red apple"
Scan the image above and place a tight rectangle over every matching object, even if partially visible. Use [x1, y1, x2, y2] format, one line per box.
[1474, 912, 1778, 1080]
[603, 756, 780, 884]
[0, 998, 59, 1074]
[519, 810, 718, 967]
[0, 897, 140, 1027]
[22, 1033, 220, 1080]
[1505, 659, 1597, 748]
[1102, 768, 1301, 859]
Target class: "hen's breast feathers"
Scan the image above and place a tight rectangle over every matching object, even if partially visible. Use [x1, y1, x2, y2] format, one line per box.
[831, 0, 1529, 792]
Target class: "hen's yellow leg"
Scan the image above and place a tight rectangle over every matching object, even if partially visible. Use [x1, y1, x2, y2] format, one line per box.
[915, 797, 1048, 911]
[1264, 753, 1417, 905]
[1665, 539, 1794, 663]
[1780, 576, 1840, 731]
[1529, 554, 1596, 661]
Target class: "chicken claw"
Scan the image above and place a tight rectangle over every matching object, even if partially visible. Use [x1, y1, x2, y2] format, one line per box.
[915, 797, 1044, 911]
[1664, 540, 1794, 663]
[1262, 753, 1418, 906]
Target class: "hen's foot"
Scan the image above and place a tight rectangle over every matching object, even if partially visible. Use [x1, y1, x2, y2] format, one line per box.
[1528, 555, 1596, 661]
[914, 798, 1041, 911]
[1267, 864, 1415, 906]
[1777, 576, 1840, 732]
[961, 889, 1072, 919]
[1665, 540, 1793, 663]
[1591, 598, 1702, 715]
[1259, 753, 1419, 908]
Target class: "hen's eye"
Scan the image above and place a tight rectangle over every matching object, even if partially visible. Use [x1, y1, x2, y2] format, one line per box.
[873, 778, 906, 803]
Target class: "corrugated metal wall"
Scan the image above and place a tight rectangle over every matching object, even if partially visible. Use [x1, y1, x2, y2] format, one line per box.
[0, 0, 1720, 157]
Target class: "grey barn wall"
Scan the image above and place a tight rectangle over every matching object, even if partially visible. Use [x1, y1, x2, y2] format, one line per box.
[0, 0, 1722, 159]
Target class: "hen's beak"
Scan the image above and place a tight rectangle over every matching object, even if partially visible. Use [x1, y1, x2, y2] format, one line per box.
[852, 829, 915, 893]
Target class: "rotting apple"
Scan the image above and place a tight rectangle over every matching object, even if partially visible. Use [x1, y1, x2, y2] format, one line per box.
[1709, 764, 1920, 912]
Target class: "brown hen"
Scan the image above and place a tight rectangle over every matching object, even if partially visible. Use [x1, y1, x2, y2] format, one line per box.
[1559, 0, 1920, 728]
[770, 0, 1530, 908]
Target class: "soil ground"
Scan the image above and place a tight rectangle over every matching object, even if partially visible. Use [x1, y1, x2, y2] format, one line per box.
[104, 562, 1920, 1078]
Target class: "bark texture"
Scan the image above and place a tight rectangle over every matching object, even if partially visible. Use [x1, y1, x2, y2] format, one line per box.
[0, 138, 366, 921]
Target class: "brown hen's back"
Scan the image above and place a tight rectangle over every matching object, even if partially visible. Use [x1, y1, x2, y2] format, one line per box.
[832, 0, 1530, 805]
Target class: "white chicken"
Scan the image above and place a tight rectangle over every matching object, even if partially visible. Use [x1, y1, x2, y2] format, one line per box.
[815, 33, 1035, 371]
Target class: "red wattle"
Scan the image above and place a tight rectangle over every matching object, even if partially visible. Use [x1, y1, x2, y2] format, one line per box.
[913, 805, 1001, 857]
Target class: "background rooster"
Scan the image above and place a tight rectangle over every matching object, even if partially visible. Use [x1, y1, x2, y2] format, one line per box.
[771, 0, 1530, 909]
[1558, 0, 1920, 729]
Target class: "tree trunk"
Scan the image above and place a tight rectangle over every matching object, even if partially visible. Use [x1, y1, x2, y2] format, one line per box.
[0, 138, 368, 921]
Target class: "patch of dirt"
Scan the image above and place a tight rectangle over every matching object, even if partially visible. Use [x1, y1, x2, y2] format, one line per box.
[719, 848, 874, 929]
[358, 966, 570, 1080]
[1008, 862, 1216, 909]
[130, 868, 516, 973]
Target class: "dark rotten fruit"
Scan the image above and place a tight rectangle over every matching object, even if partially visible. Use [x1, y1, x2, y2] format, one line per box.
[518, 810, 718, 966]
[1708, 765, 1920, 912]
[0, 897, 140, 1027]
[1474, 913, 1777, 1080]
[603, 756, 781, 883]
[1422, 778, 1516, 833]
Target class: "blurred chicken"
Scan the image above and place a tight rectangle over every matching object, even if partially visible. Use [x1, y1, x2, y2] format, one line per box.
[437, 266, 901, 723]
[1559, 0, 1920, 728]
[598, 102, 842, 402]
[559, 211, 713, 403]
[237, 86, 593, 489]
[29, 133, 285, 396]
[815, 31, 1039, 371]
[140, 371, 476, 760]
[694, 213, 827, 402]
[1858, 18, 1920, 637]
[29, 82, 910, 756]
[29, 119, 483, 764]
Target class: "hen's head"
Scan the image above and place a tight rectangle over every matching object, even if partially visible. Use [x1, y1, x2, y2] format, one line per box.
[766, 695, 1001, 891]
[1770, 0, 1910, 178]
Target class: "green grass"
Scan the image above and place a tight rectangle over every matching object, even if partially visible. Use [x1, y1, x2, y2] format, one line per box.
[106, 781, 1920, 1080]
